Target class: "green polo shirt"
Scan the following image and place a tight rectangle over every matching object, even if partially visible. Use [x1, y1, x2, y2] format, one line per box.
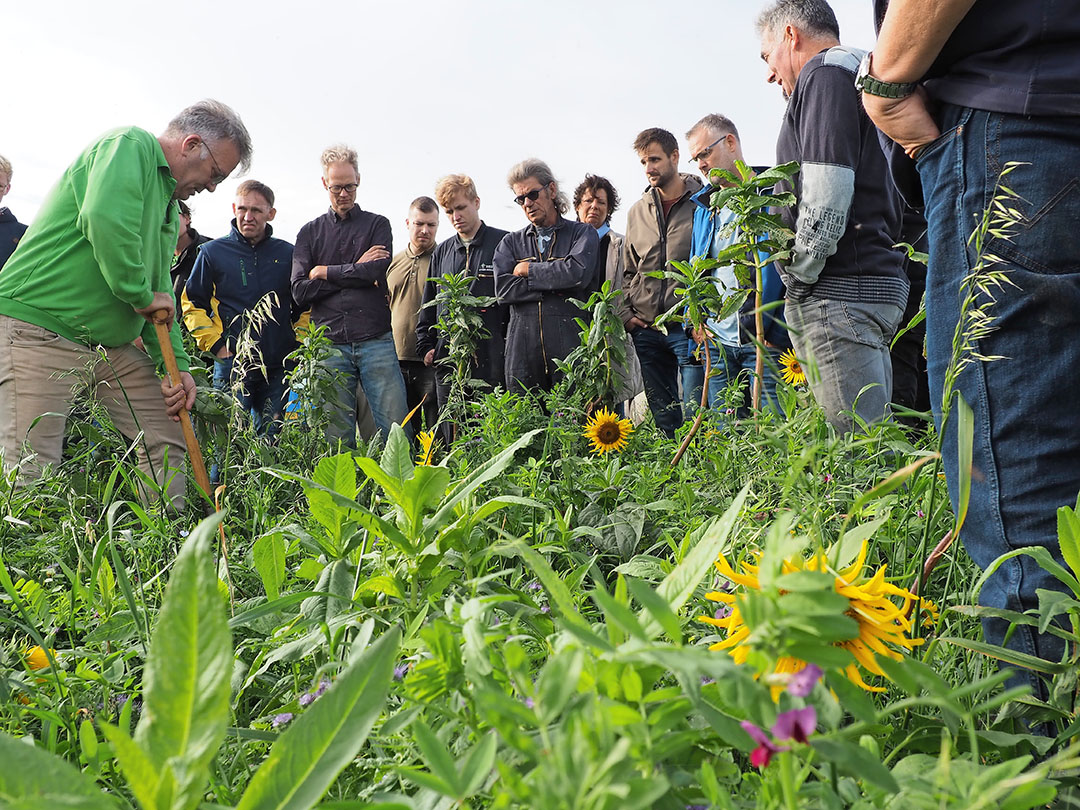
[0, 126, 190, 371]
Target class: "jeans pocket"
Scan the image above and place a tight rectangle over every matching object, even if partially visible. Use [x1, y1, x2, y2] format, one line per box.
[914, 112, 969, 166]
[837, 302, 898, 349]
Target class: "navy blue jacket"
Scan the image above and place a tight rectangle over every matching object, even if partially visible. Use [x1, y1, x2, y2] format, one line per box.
[185, 221, 297, 368]
[0, 208, 28, 269]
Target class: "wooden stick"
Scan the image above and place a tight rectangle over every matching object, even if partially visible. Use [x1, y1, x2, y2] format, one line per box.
[152, 311, 213, 500]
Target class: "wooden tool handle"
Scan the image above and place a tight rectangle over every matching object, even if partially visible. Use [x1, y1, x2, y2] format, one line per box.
[153, 311, 213, 500]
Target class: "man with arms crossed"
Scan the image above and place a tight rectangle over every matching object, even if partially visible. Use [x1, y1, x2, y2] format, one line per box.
[0, 100, 251, 505]
[291, 145, 407, 447]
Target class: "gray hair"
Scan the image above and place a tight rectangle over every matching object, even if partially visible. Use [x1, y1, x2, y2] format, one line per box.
[165, 99, 253, 174]
[320, 144, 359, 176]
[0, 154, 11, 181]
[507, 158, 569, 215]
[755, 0, 840, 41]
[687, 114, 741, 144]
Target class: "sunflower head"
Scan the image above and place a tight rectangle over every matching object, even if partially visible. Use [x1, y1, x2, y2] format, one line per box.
[25, 646, 54, 671]
[700, 541, 922, 696]
[416, 430, 438, 466]
[779, 349, 806, 386]
[583, 408, 633, 455]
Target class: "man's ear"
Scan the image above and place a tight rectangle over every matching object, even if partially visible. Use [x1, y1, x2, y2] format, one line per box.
[181, 134, 203, 156]
[267, 207, 277, 222]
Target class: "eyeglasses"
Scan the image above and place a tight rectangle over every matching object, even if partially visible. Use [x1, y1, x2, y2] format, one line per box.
[201, 139, 229, 186]
[690, 136, 725, 164]
[514, 188, 544, 206]
[328, 183, 359, 195]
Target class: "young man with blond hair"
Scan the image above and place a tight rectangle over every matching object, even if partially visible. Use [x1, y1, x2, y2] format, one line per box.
[416, 174, 510, 411]
[0, 155, 28, 268]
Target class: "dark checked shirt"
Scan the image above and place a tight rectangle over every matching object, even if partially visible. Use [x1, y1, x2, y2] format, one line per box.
[291, 205, 393, 344]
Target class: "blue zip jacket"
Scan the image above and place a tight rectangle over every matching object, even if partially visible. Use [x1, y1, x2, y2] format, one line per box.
[185, 220, 298, 367]
[690, 184, 790, 348]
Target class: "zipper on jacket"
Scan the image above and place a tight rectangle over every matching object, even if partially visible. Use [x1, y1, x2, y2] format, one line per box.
[240, 258, 248, 287]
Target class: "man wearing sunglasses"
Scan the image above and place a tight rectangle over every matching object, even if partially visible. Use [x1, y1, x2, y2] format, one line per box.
[291, 144, 407, 448]
[0, 100, 251, 506]
[494, 159, 598, 394]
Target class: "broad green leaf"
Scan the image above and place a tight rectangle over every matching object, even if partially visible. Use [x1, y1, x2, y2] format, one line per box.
[355, 457, 405, 505]
[626, 577, 682, 644]
[811, 738, 899, 793]
[355, 575, 404, 600]
[99, 721, 159, 810]
[228, 592, 322, 630]
[591, 586, 648, 640]
[535, 648, 584, 724]
[313, 453, 359, 501]
[399, 465, 452, 537]
[829, 515, 889, 571]
[954, 394, 974, 536]
[460, 732, 497, 797]
[253, 532, 286, 600]
[236, 628, 399, 810]
[0, 730, 119, 810]
[134, 511, 232, 810]
[380, 423, 414, 481]
[642, 483, 750, 639]
[428, 429, 543, 527]
[972, 545, 1080, 602]
[409, 720, 461, 797]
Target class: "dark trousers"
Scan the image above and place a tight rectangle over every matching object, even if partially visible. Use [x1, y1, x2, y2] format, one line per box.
[631, 325, 690, 438]
[400, 359, 437, 432]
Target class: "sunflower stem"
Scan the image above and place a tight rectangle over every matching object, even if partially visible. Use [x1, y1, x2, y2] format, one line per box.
[670, 335, 712, 467]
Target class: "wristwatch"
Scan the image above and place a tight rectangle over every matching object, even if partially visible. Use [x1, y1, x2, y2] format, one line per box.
[855, 51, 918, 99]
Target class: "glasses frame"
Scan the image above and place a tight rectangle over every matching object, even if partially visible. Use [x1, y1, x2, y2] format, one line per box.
[201, 139, 229, 186]
[328, 183, 359, 196]
[514, 187, 545, 206]
[689, 135, 725, 164]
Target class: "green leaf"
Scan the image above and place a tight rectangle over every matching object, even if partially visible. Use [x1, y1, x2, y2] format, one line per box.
[355, 575, 404, 600]
[591, 586, 648, 640]
[846, 454, 938, 519]
[133, 511, 232, 810]
[99, 721, 159, 810]
[0, 730, 120, 809]
[1058, 505, 1080, 581]
[939, 635, 1068, 674]
[399, 465, 452, 537]
[354, 457, 406, 507]
[410, 720, 461, 797]
[954, 394, 974, 536]
[380, 423, 414, 481]
[505, 539, 591, 633]
[625, 577, 682, 643]
[460, 732, 497, 797]
[235, 628, 399, 810]
[972, 545, 1080, 602]
[535, 648, 584, 724]
[830, 515, 889, 571]
[811, 737, 899, 793]
[253, 532, 286, 600]
[642, 484, 750, 639]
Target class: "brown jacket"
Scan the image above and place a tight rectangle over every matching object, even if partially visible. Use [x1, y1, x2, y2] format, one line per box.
[621, 172, 704, 325]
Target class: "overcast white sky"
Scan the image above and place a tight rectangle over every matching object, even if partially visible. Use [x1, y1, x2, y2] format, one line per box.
[5, 0, 876, 250]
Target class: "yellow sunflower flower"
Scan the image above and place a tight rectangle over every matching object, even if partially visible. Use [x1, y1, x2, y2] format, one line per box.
[779, 349, 806, 386]
[583, 408, 633, 455]
[25, 645, 55, 671]
[700, 541, 922, 695]
[416, 430, 438, 466]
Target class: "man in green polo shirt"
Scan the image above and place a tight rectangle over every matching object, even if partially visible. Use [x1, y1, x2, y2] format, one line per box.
[0, 100, 252, 505]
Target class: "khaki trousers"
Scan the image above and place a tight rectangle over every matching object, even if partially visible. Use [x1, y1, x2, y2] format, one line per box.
[0, 315, 186, 505]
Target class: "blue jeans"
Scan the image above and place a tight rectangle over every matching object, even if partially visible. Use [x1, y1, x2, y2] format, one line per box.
[631, 325, 692, 438]
[213, 356, 289, 438]
[918, 104, 1080, 690]
[784, 297, 902, 433]
[324, 332, 408, 447]
[684, 340, 782, 417]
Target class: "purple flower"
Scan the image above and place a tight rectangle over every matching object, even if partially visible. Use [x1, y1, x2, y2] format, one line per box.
[272, 712, 294, 728]
[700, 676, 715, 686]
[180, 530, 189, 538]
[298, 692, 315, 707]
[523, 697, 535, 709]
[822, 473, 833, 483]
[393, 664, 409, 681]
[917, 509, 925, 518]
[771, 706, 817, 744]
[686, 805, 709, 810]
[741, 720, 788, 768]
[492, 614, 502, 627]
[540, 604, 550, 614]
[313, 678, 330, 697]
[786, 663, 823, 697]
[525, 580, 542, 591]
[714, 605, 732, 621]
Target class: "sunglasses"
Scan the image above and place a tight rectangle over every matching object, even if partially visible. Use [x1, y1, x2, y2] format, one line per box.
[514, 187, 545, 206]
